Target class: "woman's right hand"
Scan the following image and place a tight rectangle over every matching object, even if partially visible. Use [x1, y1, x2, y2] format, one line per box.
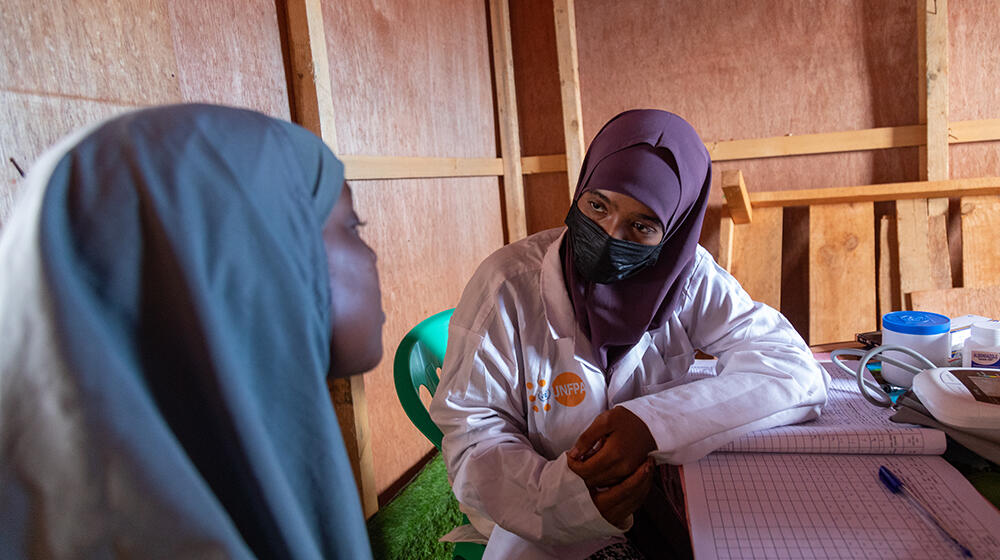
[588, 457, 654, 528]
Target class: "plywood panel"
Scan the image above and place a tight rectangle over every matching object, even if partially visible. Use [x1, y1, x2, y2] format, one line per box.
[910, 285, 1000, 319]
[168, 1, 290, 119]
[509, 0, 573, 234]
[322, 0, 502, 498]
[353, 177, 504, 500]
[720, 207, 783, 310]
[809, 202, 876, 345]
[0, 0, 181, 104]
[960, 195, 1000, 288]
[949, 0, 1000, 181]
[323, 0, 494, 158]
[575, 0, 916, 185]
[1, 1, 291, 227]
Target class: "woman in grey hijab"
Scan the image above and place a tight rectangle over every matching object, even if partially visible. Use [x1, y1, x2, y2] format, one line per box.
[0, 104, 383, 559]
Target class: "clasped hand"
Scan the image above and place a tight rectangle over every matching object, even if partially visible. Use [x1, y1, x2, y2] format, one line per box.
[566, 406, 656, 528]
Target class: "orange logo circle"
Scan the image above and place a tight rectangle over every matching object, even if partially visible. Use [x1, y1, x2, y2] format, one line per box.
[552, 372, 586, 407]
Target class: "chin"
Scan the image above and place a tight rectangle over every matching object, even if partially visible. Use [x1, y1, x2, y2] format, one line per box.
[330, 343, 384, 378]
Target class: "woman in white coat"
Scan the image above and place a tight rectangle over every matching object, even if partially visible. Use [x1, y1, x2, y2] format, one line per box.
[429, 109, 828, 559]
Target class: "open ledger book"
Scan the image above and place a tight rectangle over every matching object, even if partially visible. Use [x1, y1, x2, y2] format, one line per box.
[682, 359, 1000, 560]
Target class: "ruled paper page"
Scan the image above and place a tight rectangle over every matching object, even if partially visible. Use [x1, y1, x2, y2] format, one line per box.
[715, 360, 947, 455]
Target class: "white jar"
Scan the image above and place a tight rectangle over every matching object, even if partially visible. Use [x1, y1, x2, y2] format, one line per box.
[881, 311, 951, 388]
[962, 320, 1000, 369]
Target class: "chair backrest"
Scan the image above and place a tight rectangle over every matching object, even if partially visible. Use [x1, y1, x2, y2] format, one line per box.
[393, 308, 454, 449]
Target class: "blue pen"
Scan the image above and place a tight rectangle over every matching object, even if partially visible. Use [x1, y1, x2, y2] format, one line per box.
[878, 465, 974, 558]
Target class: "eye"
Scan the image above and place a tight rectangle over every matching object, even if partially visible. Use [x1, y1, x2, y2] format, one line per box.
[587, 199, 606, 213]
[633, 222, 657, 235]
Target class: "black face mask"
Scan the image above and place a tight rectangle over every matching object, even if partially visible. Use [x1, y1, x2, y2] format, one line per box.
[564, 203, 663, 284]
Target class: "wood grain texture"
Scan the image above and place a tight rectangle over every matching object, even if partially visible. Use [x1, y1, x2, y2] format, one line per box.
[878, 214, 901, 317]
[352, 177, 503, 500]
[322, 1, 494, 158]
[168, 1, 289, 118]
[723, 207, 783, 310]
[949, 0, 1000, 183]
[553, 0, 585, 201]
[1, 0, 290, 226]
[960, 195, 1000, 288]
[809, 203, 876, 345]
[489, 0, 527, 242]
[899, 0, 951, 301]
[746, 176, 1000, 207]
[281, 0, 376, 516]
[720, 170, 751, 224]
[322, 0, 502, 498]
[509, 0, 573, 233]
[575, 0, 917, 192]
[910, 285, 1000, 319]
[283, 0, 337, 147]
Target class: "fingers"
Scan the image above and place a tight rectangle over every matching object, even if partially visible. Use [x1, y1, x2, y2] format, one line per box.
[567, 407, 658, 488]
[568, 410, 611, 461]
[568, 440, 631, 487]
[591, 459, 655, 528]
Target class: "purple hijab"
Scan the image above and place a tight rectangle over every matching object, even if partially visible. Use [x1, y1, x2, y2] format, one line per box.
[562, 109, 711, 369]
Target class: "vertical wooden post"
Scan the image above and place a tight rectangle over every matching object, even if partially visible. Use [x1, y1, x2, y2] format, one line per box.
[488, 0, 527, 243]
[553, 0, 585, 201]
[282, 0, 377, 518]
[899, 0, 951, 307]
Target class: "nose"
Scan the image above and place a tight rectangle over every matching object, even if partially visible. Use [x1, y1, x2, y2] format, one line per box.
[600, 216, 631, 241]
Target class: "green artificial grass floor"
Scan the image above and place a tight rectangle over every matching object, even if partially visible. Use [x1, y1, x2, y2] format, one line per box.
[367, 453, 465, 560]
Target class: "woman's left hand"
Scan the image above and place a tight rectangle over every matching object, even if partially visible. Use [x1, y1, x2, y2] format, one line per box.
[566, 406, 656, 488]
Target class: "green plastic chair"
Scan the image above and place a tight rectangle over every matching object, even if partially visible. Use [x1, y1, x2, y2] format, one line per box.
[393, 308, 485, 560]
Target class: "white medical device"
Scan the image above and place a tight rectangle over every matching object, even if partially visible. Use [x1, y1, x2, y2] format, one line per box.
[831, 345, 1000, 435]
[912, 367, 1000, 431]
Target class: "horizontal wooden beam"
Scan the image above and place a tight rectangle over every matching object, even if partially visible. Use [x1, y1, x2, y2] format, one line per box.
[707, 119, 1000, 162]
[949, 119, 1000, 143]
[707, 125, 925, 161]
[342, 154, 566, 180]
[521, 154, 567, 174]
[747, 176, 1000, 208]
[342, 156, 502, 180]
[338, 119, 1000, 181]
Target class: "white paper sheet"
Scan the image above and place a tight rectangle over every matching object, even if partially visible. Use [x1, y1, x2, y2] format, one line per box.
[685, 453, 1000, 559]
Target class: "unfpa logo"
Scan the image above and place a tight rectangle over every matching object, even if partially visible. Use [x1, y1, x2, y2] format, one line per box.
[527, 372, 585, 413]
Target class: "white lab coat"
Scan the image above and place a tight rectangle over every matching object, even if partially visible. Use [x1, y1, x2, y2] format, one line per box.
[429, 228, 829, 559]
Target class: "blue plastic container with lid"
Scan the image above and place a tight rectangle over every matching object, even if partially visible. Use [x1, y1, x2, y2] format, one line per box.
[881, 311, 951, 387]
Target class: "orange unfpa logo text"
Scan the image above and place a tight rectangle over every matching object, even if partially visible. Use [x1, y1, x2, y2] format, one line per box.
[551, 372, 585, 407]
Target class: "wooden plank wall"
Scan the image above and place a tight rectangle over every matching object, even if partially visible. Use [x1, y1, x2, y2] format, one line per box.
[509, 0, 574, 234]
[321, 0, 504, 508]
[0, 0, 290, 227]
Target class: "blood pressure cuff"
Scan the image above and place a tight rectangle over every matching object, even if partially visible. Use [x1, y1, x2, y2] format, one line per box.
[890, 392, 1000, 465]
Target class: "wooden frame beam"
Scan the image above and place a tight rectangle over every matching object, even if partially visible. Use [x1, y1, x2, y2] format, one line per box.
[282, 0, 377, 518]
[741, 177, 1000, 208]
[553, 0, 585, 200]
[337, 118, 1000, 182]
[488, 0, 527, 242]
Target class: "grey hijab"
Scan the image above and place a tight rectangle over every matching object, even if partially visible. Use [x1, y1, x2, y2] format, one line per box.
[0, 104, 371, 559]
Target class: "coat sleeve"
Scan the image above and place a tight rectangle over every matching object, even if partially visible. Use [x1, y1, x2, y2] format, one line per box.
[619, 249, 830, 465]
[429, 308, 623, 546]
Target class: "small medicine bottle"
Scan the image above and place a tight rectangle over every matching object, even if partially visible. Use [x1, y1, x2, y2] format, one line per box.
[962, 320, 1000, 369]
